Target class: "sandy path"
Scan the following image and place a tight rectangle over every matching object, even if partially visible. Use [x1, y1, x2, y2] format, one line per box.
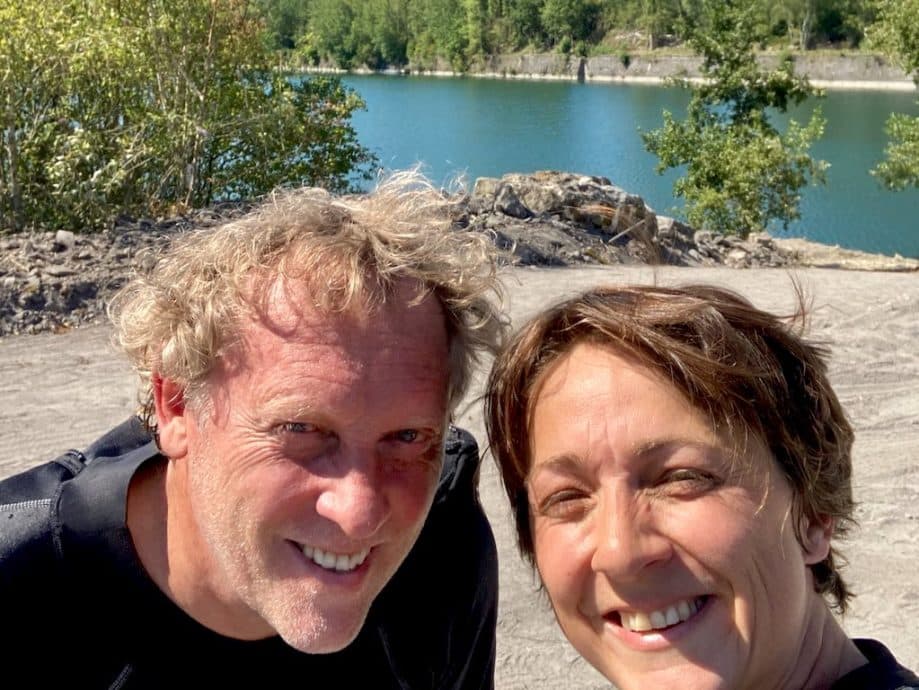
[2, 264, 917, 687]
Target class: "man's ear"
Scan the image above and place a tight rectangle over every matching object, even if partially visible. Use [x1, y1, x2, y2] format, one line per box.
[153, 373, 189, 459]
[802, 514, 834, 565]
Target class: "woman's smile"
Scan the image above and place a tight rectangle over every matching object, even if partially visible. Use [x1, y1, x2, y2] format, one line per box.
[528, 343, 829, 689]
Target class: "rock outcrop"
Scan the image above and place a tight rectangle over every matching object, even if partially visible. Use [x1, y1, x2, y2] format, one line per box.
[1, 171, 915, 338]
[460, 171, 795, 268]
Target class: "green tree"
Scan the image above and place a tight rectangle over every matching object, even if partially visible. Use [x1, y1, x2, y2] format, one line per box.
[309, 0, 358, 66]
[870, 0, 919, 190]
[0, 0, 375, 232]
[311, 0, 411, 68]
[541, 0, 599, 46]
[257, 0, 312, 49]
[642, 0, 827, 236]
[815, 0, 872, 46]
[761, 0, 817, 48]
[491, 0, 549, 50]
[640, 0, 681, 49]
[407, 0, 469, 70]
[463, 0, 489, 58]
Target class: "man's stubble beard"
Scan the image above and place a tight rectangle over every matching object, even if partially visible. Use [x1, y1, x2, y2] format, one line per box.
[187, 430, 336, 652]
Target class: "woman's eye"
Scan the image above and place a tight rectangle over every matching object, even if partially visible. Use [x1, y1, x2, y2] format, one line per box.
[659, 469, 720, 494]
[535, 489, 590, 519]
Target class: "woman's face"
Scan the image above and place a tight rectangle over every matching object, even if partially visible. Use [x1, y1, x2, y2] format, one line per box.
[527, 343, 830, 690]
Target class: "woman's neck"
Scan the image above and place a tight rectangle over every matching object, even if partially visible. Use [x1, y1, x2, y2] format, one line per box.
[784, 602, 868, 690]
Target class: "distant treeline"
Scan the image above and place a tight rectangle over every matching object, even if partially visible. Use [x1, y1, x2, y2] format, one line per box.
[257, 0, 878, 70]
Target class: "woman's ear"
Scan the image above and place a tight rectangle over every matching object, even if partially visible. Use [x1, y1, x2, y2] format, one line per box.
[802, 514, 834, 565]
[153, 373, 188, 459]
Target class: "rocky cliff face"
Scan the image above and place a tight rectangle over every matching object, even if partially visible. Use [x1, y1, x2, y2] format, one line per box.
[387, 53, 913, 88]
[1, 171, 914, 338]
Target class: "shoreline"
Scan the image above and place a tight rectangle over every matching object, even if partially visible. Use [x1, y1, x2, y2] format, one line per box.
[310, 66, 917, 92]
[305, 52, 916, 92]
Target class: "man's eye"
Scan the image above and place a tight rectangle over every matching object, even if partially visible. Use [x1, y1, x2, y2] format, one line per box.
[380, 429, 441, 473]
[393, 429, 420, 443]
[280, 422, 317, 434]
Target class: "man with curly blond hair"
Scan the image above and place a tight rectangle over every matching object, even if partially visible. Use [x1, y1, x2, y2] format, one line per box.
[0, 173, 506, 688]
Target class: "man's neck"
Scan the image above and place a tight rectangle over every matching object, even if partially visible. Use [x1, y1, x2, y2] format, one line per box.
[126, 457, 274, 640]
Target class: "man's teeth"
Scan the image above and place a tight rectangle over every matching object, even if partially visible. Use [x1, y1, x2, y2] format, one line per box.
[302, 545, 370, 572]
[621, 597, 703, 632]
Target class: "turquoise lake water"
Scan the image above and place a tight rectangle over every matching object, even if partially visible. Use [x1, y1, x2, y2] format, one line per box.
[341, 74, 919, 258]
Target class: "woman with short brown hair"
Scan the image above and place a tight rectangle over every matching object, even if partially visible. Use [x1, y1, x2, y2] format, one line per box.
[486, 284, 918, 689]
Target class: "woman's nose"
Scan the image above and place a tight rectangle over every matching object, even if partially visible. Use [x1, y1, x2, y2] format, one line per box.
[589, 496, 673, 579]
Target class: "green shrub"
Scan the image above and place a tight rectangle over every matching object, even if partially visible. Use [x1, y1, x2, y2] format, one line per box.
[870, 0, 919, 190]
[642, 0, 826, 237]
[0, 0, 376, 232]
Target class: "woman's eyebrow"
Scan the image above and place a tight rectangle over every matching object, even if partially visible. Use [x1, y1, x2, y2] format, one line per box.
[632, 439, 734, 476]
[532, 439, 720, 470]
[631, 437, 718, 458]
[526, 453, 586, 481]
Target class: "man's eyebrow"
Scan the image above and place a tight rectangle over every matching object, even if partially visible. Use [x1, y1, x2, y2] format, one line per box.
[256, 398, 319, 420]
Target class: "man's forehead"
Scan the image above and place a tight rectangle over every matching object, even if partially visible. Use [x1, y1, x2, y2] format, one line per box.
[225, 277, 449, 375]
[210, 275, 452, 413]
[245, 273, 441, 332]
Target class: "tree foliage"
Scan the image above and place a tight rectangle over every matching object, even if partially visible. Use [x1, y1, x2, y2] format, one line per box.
[256, 0, 311, 49]
[540, 0, 601, 45]
[870, 0, 919, 190]
[0, 0, 376, 232]
[642, 0, 827, 236]
[257, 0, 880, 70]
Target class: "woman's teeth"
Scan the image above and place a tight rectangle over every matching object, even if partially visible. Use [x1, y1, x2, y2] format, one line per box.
[620, 597, 704, 632]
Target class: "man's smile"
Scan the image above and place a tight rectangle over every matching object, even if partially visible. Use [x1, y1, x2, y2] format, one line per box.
[301, 544, 371, 573]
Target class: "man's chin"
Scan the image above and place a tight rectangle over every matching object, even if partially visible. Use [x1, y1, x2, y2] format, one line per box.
[276, 611, 369, 654]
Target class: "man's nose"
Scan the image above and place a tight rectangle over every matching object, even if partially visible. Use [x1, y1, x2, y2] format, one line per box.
[590, 495, 672, 578]
[315, 458, 391, 540]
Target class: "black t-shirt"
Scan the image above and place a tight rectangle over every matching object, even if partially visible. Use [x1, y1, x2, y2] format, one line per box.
[0, 418, 497, 689]
[831, 639, 919, 690]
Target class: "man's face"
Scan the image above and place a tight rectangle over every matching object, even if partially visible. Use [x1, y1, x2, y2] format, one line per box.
[176, 278, 450, 652]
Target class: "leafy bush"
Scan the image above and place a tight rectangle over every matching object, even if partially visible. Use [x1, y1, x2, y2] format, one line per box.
[645, 108, 827, 235]
[0, 0, 376, 232]
[870, 0, 919, 190]
[642, 0, 826, 236]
